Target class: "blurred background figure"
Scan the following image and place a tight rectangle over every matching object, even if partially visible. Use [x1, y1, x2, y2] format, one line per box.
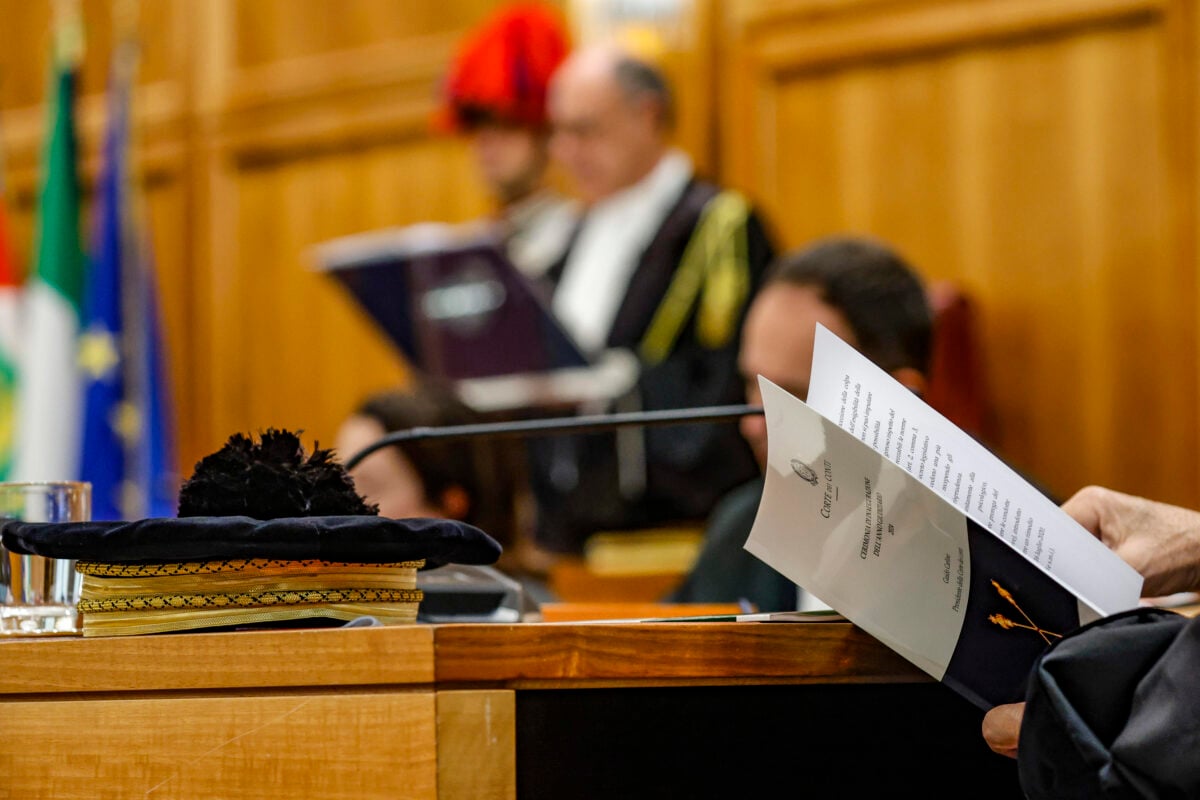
[335, 382, 519, 554]
[525, 42, 777, 558]
[435, 1, 577, 279]
[670, 236, 933, 611]
[335, 381, 552, 608]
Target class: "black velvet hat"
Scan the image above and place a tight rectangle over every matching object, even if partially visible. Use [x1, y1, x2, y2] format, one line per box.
[1, 514, 501, 568]
[0, 429, 502, 636]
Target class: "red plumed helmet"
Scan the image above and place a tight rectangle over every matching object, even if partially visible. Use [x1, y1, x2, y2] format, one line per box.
[436, 3, 571, 133]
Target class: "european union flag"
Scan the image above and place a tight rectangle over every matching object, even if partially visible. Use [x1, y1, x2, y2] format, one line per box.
[80, 42, 177, 521]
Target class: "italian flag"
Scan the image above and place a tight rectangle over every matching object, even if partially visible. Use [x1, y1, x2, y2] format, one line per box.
[0, 186, 19, 481]
[14, 50, 85, 482]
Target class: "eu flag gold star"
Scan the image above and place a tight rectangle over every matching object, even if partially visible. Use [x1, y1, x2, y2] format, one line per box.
[112, 401, 142, 445]
[78, 329, 121, 380]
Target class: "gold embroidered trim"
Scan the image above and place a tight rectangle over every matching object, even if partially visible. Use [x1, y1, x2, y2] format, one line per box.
[78, 587, 423, 613]
[639, 190, 752, 364]
[77, 559, 425, 577]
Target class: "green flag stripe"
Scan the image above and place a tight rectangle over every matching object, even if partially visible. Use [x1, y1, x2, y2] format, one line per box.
[34, 68, 84, 316]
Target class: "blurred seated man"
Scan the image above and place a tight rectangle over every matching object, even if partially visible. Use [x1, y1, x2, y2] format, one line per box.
[436, 2, 577, 278]
[669, 236, 933, 611]
[526, 43, 777, 555]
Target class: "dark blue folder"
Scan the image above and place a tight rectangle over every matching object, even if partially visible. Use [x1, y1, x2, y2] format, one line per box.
[315, 225, 590, 381]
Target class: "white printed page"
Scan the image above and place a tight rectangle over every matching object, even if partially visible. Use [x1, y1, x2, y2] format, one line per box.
[804, 324, 1142, 617]
[745, 378, 968, 682]
[746, 377, 1117, 709]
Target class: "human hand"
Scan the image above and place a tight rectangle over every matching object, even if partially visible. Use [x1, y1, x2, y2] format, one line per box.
[1061, 486, 1200, 598]
[982, 702, 1024, 759]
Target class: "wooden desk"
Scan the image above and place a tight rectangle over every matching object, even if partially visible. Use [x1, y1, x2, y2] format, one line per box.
[0, 626, 447, 800]
[436, 621, 1021, 799]
[0, 622, 1020, 799]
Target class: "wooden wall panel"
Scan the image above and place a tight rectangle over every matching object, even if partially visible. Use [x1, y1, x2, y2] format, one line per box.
[183, 0, 565, 461]
[207, 139, 491, 453]
[0, 0, 195, 473]
[0, 0, 178, 108]
[721, 0, 1198, 506]
[2, 0, 562, 471]
[233, 0, 502, 66]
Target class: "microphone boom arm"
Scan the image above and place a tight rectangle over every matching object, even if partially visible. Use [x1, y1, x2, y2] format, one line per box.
[343, 404, 765, 471]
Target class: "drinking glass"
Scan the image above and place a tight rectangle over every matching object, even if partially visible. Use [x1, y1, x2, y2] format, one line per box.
[0, 481, 91, 635]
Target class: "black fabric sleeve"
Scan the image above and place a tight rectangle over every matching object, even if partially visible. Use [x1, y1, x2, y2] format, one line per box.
[1017, 606, 1200, 799]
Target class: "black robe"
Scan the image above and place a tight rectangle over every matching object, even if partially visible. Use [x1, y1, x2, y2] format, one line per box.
[528, 178, 777, 554]
[666, 476, 799, 612]
[1017, 606, 1200, 798]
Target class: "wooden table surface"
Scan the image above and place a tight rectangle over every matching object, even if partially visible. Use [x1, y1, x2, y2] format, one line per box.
[0, 624, 435, 695]
[0, 620, 927, 693]
[434, 620, 927, 686]
[1, 621, 1002, 800]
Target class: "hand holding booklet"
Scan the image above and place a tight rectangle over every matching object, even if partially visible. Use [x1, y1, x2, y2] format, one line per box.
[745, 324, 1142, 710]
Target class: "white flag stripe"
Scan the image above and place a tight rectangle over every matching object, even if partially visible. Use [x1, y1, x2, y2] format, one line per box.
[0, 288, 19, 357]
[14, 281, 81, 481]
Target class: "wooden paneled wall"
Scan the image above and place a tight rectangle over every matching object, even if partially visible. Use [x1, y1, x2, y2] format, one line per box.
[1, 0, 194, 468]
[189, 0, 507, 462]
[2, 0, 1198, 509]
[2, 0, 537, 473]
[721, 0, 1200, 506]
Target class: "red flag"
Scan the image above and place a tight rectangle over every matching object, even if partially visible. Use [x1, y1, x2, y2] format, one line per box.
[0, 189, 18, 288]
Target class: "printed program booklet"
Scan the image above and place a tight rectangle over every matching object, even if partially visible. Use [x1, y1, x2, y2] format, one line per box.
[745, 324, 1143, 710]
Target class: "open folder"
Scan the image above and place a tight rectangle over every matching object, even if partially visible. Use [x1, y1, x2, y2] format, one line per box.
[745, 325, 1143, 710]
[312, 223, 591, 381]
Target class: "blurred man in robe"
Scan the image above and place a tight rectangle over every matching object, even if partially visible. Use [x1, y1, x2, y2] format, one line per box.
[527, 43, 778, 555]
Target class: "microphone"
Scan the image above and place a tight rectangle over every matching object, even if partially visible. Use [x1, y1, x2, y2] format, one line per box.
[343, 404, 765, 471]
